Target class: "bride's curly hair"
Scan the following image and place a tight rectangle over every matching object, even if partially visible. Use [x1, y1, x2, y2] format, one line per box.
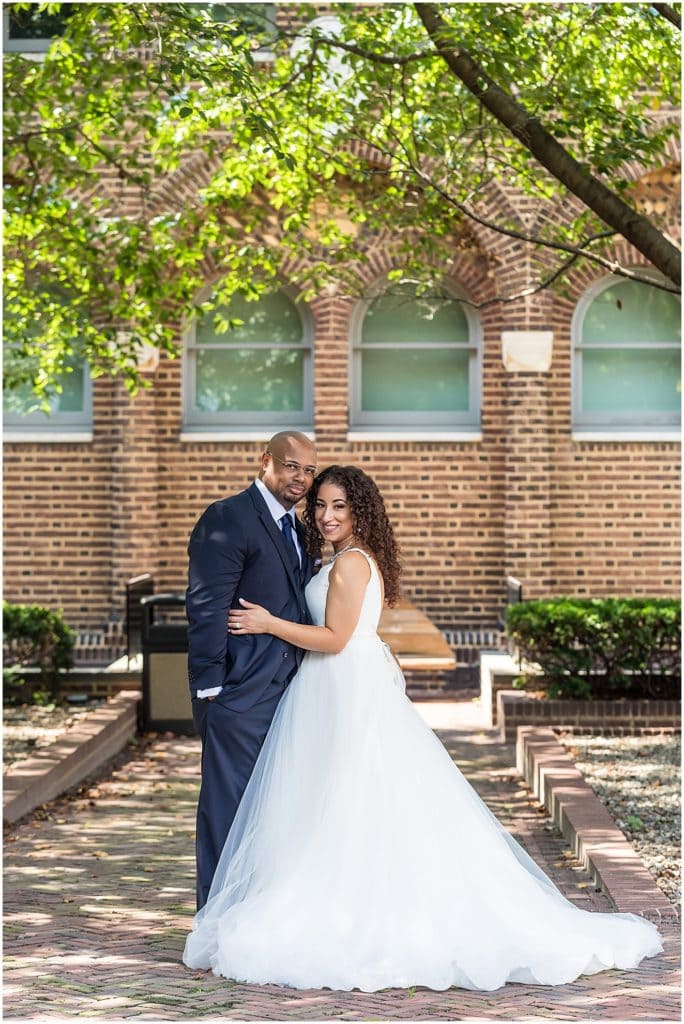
[303, 465, 402, 606]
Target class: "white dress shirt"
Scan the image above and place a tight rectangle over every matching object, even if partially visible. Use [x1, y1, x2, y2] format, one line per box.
[253, 478, 303, 565]
[196, 479, 302, 698]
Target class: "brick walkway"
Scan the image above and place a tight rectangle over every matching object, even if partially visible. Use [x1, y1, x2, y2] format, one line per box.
[4, 701, 680, 1022]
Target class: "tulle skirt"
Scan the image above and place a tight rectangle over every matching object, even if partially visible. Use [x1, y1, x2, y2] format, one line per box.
[183, 633, 663, 992]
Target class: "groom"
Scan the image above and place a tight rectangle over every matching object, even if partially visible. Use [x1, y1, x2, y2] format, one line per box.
[187, 431, 317, 908]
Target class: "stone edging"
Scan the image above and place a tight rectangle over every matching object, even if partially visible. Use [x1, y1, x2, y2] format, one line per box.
[3, 691, 140, 825]
[517, 725, 678, 924]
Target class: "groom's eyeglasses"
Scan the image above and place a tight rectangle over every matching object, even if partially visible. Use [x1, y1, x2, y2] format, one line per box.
[267, 451, 317, 477]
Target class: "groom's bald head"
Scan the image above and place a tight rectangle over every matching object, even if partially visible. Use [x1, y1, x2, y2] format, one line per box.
[266, 431, 316, 461]
[259, 431, 318, 510]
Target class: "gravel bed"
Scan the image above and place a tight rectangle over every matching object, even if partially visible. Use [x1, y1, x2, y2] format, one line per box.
[3, 701, 103, 771]
[559, 733, 681, 912]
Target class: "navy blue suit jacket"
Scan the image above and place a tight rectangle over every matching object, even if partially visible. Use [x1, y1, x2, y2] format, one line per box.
[186, 483, 313, 711]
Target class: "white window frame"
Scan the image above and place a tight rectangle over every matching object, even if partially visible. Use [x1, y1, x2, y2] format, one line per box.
[571, 272, 681, 434]
[3, 364, 93, 440]
[238, 2, 276, 61]
[4, 4, 277, 59]
[191, 3, 276, 61]
[182, 282, 314, 432]
[349, 278, 482, 432]
[3, 5, 67, 54]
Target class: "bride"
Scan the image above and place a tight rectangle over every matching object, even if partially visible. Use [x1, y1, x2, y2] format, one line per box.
[183, 465, 662, 992]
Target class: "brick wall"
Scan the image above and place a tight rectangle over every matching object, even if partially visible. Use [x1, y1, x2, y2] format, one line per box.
[3, 179, 680, 663]
[3, 377, 116, 627]
[548, 246, 680, 598]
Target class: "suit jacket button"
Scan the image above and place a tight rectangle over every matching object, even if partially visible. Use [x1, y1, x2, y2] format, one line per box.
[283, 652, 288, 658]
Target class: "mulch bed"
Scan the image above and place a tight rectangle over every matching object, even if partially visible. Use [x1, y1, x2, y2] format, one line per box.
[559, 732, 681, 913]
[3, 700, 104, 771]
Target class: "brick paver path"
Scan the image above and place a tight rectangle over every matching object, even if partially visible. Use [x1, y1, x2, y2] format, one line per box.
[4, 701, 680, 1022]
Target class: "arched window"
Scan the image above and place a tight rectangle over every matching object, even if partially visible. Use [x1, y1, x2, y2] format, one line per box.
[184, 286, 313, 429]
[572, 276, 681, 430]
[3, 356, 92, 438]
[350, 281, 481, 430]
[4, 286, 92, 440]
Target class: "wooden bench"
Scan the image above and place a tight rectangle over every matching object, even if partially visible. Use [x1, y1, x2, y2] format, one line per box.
[378, 599, 456, 672]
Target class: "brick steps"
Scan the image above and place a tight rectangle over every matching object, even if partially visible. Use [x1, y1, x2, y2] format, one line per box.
[517, 725, 678, 924]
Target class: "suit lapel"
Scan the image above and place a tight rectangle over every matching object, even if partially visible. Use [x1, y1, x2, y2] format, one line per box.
[248, 483, 303, 594]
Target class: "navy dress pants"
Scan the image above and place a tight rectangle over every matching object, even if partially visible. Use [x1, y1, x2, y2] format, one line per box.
[192, 679, 288, 910]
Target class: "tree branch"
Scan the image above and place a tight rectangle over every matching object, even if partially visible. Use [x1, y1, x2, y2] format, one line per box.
[76, 127, 151, 192]
[350, 240, 619, 311]
[351, 128, 679, 293]
[653, 4, 681, 30]
[413, 4, 680, 287]
[413, 4, 679, 286]
[418, 165, 678, 291]
[459, 250, 591, 311]
[283, 9, 680, 286]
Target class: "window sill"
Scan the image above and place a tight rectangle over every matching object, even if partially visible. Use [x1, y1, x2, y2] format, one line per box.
[347, 430, 483, 443]
[3, 430, 93, 443]
[180, 429, 316, 443]
[4, 50, 47, 61]
[572, 430, 681, 443]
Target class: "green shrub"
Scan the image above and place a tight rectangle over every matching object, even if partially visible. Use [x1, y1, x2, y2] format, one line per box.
[3, 601, 75, 700]
[505, 597, 681, 699]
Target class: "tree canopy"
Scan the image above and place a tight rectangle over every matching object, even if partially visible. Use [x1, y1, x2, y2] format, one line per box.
[3, 1, 680, 404]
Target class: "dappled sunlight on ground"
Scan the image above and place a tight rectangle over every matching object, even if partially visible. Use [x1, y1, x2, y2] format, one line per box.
[4, 718, 680, 1021]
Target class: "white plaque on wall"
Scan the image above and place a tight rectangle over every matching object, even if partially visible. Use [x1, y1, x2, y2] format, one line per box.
[501, 331, 553, 372]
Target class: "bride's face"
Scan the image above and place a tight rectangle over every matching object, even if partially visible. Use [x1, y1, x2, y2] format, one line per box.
[314, 482, 354, 549]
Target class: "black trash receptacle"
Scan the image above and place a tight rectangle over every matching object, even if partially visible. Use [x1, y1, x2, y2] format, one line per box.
[141, 594, 194, 734]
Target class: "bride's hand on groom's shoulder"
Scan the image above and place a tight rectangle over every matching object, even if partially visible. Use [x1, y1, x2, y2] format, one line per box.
[227, 598, 273, 636]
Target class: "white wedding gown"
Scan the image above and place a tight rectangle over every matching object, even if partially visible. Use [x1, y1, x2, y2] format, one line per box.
[183, 550, 663, 992]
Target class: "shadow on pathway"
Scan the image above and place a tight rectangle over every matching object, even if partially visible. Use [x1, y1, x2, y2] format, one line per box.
[4, 699, 680, 1022]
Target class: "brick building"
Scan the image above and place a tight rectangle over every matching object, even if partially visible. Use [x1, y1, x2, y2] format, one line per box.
[3, 6, 681, 676]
